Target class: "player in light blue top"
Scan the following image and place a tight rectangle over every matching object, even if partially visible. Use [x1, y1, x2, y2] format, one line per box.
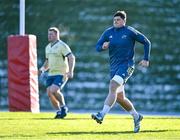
[92, 11, 151, 133]
[40, 27, 75, 119]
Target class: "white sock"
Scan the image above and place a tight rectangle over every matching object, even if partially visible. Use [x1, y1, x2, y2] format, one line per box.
[56, 109, 61, 115]
[60, 105, 65, 108]
[129, 108, 139, 120]
[100, 105, 111, 117]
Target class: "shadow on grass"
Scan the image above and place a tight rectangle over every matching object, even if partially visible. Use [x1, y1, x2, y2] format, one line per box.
[31, 117, 91, 120]
[1, 116, 180, 121]
[33, 117, 133, 120]
[21, 117, 180, 121]
[47, 129, 180, 135]
[0, 117, 92, 120]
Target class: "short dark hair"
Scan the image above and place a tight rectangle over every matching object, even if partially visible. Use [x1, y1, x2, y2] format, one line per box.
[113, 11, 126, 21]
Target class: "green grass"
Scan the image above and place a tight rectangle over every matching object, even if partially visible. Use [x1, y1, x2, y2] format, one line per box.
[0, 112, 180, 140]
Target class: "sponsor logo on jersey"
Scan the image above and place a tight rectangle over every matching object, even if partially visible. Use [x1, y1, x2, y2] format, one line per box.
[122, 35, 127, 39]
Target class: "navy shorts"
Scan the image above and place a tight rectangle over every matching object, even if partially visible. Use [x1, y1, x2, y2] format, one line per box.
[110, 63, 134, 84]
[46, 75, 64, 88]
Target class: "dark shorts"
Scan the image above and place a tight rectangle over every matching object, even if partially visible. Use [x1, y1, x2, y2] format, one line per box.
[46, 75, 64, 88]
[110, 63, 134, 83]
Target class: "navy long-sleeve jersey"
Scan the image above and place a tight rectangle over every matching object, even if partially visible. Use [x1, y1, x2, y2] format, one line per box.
[96, 26, 151, 71]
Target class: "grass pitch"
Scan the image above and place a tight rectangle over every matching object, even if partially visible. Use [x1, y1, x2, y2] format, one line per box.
[0, 112, 180, 140]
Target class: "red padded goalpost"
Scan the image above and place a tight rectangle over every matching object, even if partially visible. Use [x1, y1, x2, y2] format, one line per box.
[7, 35, 39, 112]
[7, 0, 39, 112]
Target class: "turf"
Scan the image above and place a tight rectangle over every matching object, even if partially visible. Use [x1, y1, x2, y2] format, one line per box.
[0, 112, 180, 140]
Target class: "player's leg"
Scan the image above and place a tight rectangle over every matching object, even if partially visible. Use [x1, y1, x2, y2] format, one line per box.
[53, 86, 68, 119]
[116, 91, 133, 111]
[46, 76, 60, 110]
[47, 86, 60, 110]
[117, 91, 143, 133]
[51, 75, 68, 119]
[116, 90, 141, 124]
[50, 84, 65, 119]
[102, 78, 120, 115]
[46, 75, 67, 118]
[116, 86, 137, 115]
[92, 75, 123, 124]
[54, 89, 65, 107]
[115, 65, 143, 133]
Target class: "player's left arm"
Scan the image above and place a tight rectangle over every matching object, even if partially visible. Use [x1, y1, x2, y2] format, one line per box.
[61, 43, 75, 79]
[133, 29, 151, 67]
[66, 53, 75, 79]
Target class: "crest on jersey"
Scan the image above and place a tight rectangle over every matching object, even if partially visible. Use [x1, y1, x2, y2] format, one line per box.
[122, 35, 127, 39]
[109, 35, 113, 39]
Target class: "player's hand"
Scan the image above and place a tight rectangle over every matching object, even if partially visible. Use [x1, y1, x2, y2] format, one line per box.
[66, 72, 74, 79]
[102, 42, 109, 50]
[38, 67, 45, 75]
[38, 69, 43, 75]
[138, 60, 149, 67]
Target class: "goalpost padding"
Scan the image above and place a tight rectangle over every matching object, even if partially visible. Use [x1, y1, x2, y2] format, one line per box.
[7, 35, 39, 113]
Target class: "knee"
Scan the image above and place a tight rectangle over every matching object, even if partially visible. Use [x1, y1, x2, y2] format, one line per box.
[47, 90, 53, 97]
[49, 86, 59, 94]
[110, 80, 119, 93]
[47, 87, 54, 97]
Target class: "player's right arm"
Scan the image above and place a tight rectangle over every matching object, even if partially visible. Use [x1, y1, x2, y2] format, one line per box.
[96, 30, 109, 52]
[39, 45, 50, 74]
[39, 59, 49, 74]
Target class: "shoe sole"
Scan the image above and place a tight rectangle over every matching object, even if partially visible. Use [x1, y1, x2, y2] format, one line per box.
[54, 113, 67, 119]
[60, 114, 67, 119]
[91, 114, 102, 124]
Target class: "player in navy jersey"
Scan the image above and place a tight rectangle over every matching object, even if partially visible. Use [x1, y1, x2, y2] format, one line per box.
[91, 11, 151, 133]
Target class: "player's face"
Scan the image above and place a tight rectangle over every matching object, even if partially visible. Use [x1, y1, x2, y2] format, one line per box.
[48, 31, 57, 42]
[113, 16, 125, 28]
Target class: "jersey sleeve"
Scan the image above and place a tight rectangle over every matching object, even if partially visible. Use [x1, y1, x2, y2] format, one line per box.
[129, 27, 151, 61]
[96, 29, 109, 52]
[61, 43, 72, 57]
[45, 45, 49, 59]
